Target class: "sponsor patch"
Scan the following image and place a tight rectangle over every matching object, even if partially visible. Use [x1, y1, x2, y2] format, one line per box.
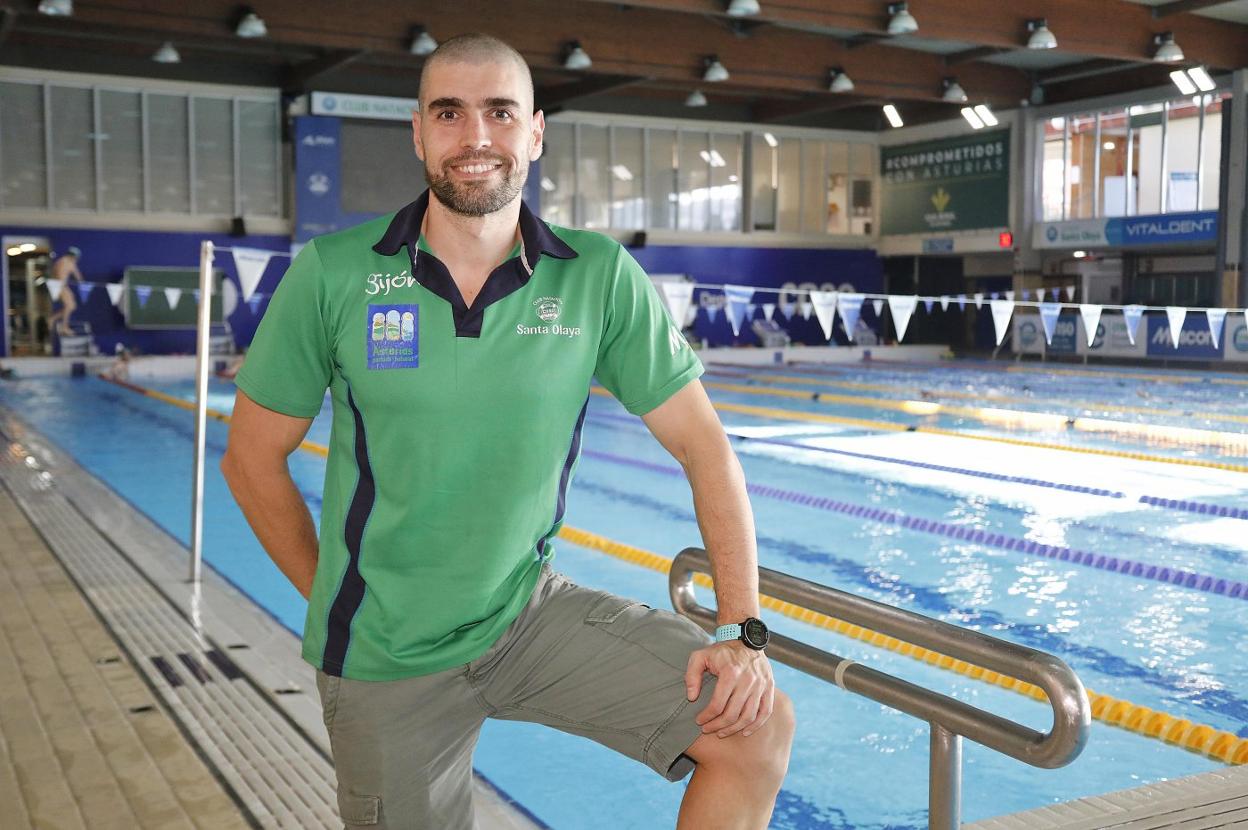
[367, 304, 418, 369]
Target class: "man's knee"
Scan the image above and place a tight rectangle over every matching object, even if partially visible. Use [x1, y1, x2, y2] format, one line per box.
[692, 689, 795, 783]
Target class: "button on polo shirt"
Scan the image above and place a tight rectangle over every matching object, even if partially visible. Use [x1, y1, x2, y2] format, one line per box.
[236, 190, 703, 680]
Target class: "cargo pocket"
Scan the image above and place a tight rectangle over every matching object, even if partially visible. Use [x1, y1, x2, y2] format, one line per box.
[584, 596, 643, 625]
[339, 792, 380, 826]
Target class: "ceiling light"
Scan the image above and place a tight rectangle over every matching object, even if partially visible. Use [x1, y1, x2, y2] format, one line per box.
[886, 2, 918, 35]
[762, 131, 778, 148]
[942, 78, 967, 103]
[409, 26, 437, 56]
[19, 243, 36, 252]
[540, 177, 557, 192]
[563, 41, 592, 71]
[152, 42, 181, 64]
[1073, 250, 1087, 258]
[1187, 66, 1217, 92]
[829, 68, 854, 93]
[882, 104, 904, 128]
[5, 247, 21, 257]
[235, 9, 267, 38]
[1169, 69, 1197, 95]
[973, 104, 998, 126]
[726, 0, 761, 16]
[1102, 141, 1116, 150]
[37, 0, 72, 15]
[612, 164, 634, 182]
[685, 89, 708, 107]
[1026, 19, 1056, 50]
[960, 107, 985, 129]
[1152, 32, 1184, 63]
[703, 56, 729, 83]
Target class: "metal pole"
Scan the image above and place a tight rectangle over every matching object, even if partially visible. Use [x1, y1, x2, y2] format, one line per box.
[190, 239, 214, 583]
[929, 723, 962, 830]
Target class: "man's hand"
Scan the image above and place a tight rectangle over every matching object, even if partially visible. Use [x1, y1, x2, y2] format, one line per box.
[685, 641, 776, 739]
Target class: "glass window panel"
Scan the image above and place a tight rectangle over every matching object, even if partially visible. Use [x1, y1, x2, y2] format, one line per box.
[1130, 103, 1165, 216]
[1096, 108, 1131, 217]
[192, 97, 233, 214]
[147, 93, 189, 213]
[1200, 93, 1227, 211]
[709, 132, 740, 232]
[800, 139, 824, 234]
[1067, 114, 1096, 219]
[850, 142, 873, 177]
[238, 99, 280, 217]
[1165, 97, 1201, 212]
[99, 89, 143, 212]
[578, 123, 609, 230]
[340, 121, 425, 215]
[824, 141, 848, 235]
[851, 178, 873, 235]
[750, 133, 777, 231]
[0, 82, 47, 208]
[540, 121, 575, 227]
[1041, 116, 1065, 221]
[776, 138, 800, 233]
[678, 131, 709, 232]
[646, 128, 677, 230]
[49, 85, 95, 211]
[610, 126, 643, 230]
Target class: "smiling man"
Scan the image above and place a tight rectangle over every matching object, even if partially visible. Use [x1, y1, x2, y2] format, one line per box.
[222, 33, 793, 830]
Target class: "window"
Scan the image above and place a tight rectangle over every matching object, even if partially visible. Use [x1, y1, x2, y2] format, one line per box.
[239, 99, 281, 217]
[611, 126, 643, 230]
[540, 121, 574, 227]
[49, 85, 95, 211]
[0, 82, 47, 208]
[750, 132, 777, 231]
[678, 130, 710, 231]
[646, 128, 677, 230]
[147, 93, 190, 213]
[99, 90, 143, 212]
[193, 97, 233, 215]
[776, 137, 801, 233]
[709, 132, 741, 232]
[1131, 104, 1165, 216]
[1200, 93, 1227, 211]
[1066, 114, 1096, 219]
[850, 143, 874, 235]
[1042, 117, 1065, 221]
[824, 141, 848, 235]
[577, 123, 609, 230]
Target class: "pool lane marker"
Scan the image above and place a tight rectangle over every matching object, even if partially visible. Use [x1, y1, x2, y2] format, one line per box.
[101, 375, 1248, 765]
[554, 525, 1248, 767]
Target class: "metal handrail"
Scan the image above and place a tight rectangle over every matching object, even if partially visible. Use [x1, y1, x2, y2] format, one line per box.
[668, 547, 1091, 830]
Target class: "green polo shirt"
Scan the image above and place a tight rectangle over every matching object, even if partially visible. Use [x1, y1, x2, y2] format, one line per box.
[236, 191, 702, 680]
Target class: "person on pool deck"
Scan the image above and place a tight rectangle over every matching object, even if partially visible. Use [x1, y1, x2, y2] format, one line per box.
[221, 33, 793, 830]
[48, 245, 84, 336]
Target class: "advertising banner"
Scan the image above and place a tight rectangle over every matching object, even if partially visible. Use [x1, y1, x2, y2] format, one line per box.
[1081, 315, 1149, 359]
[880, 129, 1009, 235]
[293, 116, 342, 243]
[1223, 317, 1248, 364]
[1034, 211, 1218, 250]
[311, 91, 418, 122]
[1013, 312, 1078, 355]
[1145, 314, 1222, 359]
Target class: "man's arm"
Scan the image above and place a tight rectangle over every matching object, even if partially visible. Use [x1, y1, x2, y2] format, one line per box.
[221, 389, 320, 599]
[641, 379, 775, 739]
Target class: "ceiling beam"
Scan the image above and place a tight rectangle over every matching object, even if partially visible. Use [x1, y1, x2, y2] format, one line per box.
[284, 49, 369, 93]
[1037, 58, 1144, 87]
[945, 46, 1009, 66]
[751, 94, 882, 124]
[536, 74, 648, 112]
[1152, 0, 1234, 18]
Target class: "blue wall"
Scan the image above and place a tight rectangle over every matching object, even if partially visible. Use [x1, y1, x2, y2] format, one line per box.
[1, 225, 290, 356]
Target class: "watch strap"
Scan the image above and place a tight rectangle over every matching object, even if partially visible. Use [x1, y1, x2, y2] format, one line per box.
[714, 623, 742, 643]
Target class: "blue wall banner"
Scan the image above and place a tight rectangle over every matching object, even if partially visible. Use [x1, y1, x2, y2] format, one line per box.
[1034, 211, 1218, 250]
[1146, 314, 1221, 359]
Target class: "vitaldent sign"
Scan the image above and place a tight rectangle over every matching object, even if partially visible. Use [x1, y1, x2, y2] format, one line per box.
[1034, 211, 1218, 249]
[311, 92, 417, 122]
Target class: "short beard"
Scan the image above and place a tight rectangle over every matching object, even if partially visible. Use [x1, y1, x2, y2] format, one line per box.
[427, 156, 525, 217]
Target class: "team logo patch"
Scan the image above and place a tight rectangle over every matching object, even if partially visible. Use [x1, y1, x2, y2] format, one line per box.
[535, 296, 562, 322]
[517, 295, 581, 338]
[367, 304, 418, 369]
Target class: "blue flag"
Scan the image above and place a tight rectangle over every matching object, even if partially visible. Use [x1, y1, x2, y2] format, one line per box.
[723, 285, 754, 337]
[1122, 305, 1144, 346]
[836, 294, 865, 341]
[134, 285, 151, 308]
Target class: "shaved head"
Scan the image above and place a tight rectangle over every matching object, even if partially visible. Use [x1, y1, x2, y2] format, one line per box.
[418, 33, 534, 113]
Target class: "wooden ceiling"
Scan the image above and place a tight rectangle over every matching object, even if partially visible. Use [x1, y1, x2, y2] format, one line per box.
[2, 0, 1247, 130]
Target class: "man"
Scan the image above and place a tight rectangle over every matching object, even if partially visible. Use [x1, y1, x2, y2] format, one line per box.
[48, 245, 83, 336]
[222, 33, 793, 830]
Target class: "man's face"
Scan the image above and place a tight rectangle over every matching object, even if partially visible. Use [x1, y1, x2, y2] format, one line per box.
[414, 58, 543, 218]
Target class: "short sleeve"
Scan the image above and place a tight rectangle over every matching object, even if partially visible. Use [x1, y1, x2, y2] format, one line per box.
[235, 241, 333, 418]
[594, 245, 703, 416]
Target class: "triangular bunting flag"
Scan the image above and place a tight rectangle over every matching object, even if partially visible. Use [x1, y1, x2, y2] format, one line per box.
[888, 295, 918, 342]
[706, 305, 719, 325]
[1004, 290, 1014, 301]
[1122, 305, 1145, 346]
[659, 282, 694, 330]
[990, 292, 1000, 300]
[837, 293, 865, 342]
[872, 299, 884, 318]
[956, 294, 966, 311]
[745, 303, 757, 319]
[1039, 302, 1061, 345]
[164, 287, 182, 309]
[779, 300, 795, 320]
[105, 283, 124, 306]
[1022, 289, 1032, 301]
[989, 299, 1015, 346]
[762, 303, 776, 322]
[1063, 285, 1076, 301]
[723, 284, 754, 337]
[1206, 308, 1227, 350]
[973, 292, 984, 309]
[229, 247, 275, 302]
[798, 301, 812, 320]
[1078, 304, 1102, 346]
[46, 278, 64, 299]
[1165, 306, 1186, 348]
[247, 294, 265, 315]
[1051, 288, 1061, 301]
[76, 282, 93, 303]
[808, 291, 839, 340]
[922, 298, 934, 314]
[134, 285, 151, 308]
[940, 296, 950, 312]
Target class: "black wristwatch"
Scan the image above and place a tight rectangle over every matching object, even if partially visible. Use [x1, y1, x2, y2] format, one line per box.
[714, 617, 770, 650]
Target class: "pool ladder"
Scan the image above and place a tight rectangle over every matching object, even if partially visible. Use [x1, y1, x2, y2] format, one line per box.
[669, 547, 1091, 830]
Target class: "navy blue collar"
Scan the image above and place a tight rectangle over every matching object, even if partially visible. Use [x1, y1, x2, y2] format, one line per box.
[372, 189, 577, 272]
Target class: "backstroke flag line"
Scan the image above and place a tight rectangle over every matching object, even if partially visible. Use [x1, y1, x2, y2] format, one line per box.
[1078, 304, 1102, 348]
[809, 291, 838, 340]
[887, 295, 917, 342]
[837, 293, 865, 342]
[659, 282, 694, 330]
[1165, 306, 1187, 349]
[989, 299, 1014, 346]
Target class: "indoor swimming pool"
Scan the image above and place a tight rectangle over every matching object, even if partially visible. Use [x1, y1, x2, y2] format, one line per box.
[2, 359, 1246, 829]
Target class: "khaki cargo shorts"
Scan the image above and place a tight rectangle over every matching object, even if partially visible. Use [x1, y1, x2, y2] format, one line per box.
[315, 565, 717, 829]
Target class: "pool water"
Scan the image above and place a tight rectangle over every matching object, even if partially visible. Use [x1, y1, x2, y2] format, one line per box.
[1, 361, 1245, 829]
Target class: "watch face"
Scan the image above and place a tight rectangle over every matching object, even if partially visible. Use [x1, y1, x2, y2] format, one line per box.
[743, 618, 769, 648]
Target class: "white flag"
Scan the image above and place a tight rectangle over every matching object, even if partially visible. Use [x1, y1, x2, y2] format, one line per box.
[973, 292, 984, 309]
[230, 247, 275, 302]
[1122, 305, 1145, 345]
[837, 294, 865, 342]
[1165, 306, 1187, 349]
[105, 283, 125, 306]
[872, 299, 884, 318]
[1004, 290, 1015, 301]
[798, 300, 812, 320]
[761, 303, 776, 321]
[808, 291, 839, 340]
[989, 299, 1014, 346]
[939, 296, 949, 311]
[887, 295, 918, 342]
[659, 282, 694, 331]
[1207, 308, 1227, 350]
[1078, 304, 1102, 347]
[164, 287, 183, 309]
